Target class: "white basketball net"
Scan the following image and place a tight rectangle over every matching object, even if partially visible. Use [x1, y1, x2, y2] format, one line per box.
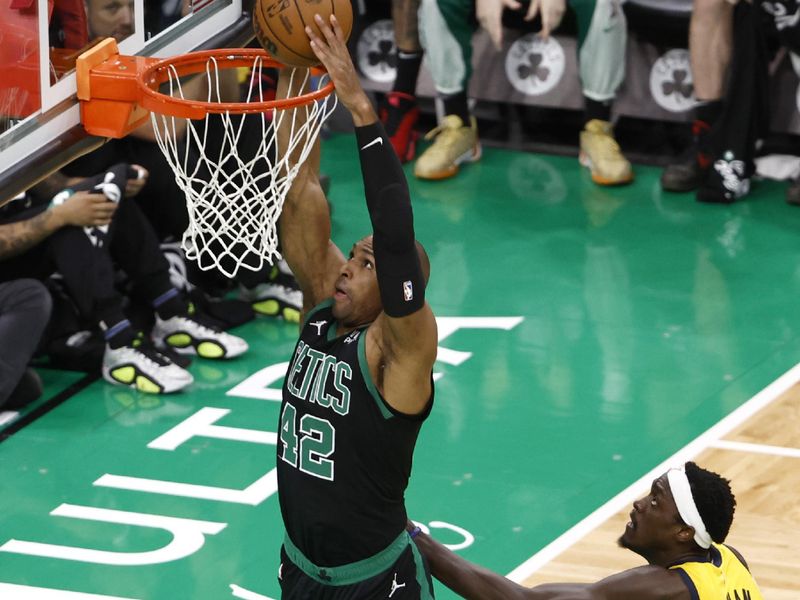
[150, 57, 336, 278]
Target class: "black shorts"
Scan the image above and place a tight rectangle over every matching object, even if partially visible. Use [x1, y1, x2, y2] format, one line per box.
[278, 543, 435, 599]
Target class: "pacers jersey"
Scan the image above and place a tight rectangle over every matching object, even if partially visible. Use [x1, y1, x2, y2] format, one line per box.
[670, 543, 764, 600]
[277, 300, 433, 567]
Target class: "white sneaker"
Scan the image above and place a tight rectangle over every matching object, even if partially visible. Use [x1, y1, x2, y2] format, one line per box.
[239, 282, 302, 322]
[152, 314, 249, 359]
[103, 343, 193, 394]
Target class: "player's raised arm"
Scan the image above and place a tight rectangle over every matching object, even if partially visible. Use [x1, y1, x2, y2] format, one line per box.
[306, 14, 437, 415]
[276, 67, 345, 315]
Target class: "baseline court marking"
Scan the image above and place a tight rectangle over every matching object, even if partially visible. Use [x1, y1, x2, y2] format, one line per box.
[710, 440, 800, 459]
[506, 361, 800, 582]
[229, 584, 274, 600]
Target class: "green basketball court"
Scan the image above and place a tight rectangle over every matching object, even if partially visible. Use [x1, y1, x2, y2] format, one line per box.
[2, 137, 799, 599]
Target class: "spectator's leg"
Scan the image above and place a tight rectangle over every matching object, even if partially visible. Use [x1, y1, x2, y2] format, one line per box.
[766, 4, 800, 205]
[418, 0, 473, 114]
[691, 0, 733, 104]
[107, 196, 183, 315]
[392, 0, 423, 90]
[46, 218, 194, 392]
[696, 1, 768, 204]
[0, 279, 52, 409]
[573, 0, 632, 186]
[47, 226, 132, 343]
[382, 0, 423, 163]
[120, 137, 192, 241]
[414, 0, 481, 180]
[661, 0, 733, 192]
[108, 197, 248, 359]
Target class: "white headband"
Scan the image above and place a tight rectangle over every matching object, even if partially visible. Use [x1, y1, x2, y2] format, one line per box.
[667, 467, 713, 549]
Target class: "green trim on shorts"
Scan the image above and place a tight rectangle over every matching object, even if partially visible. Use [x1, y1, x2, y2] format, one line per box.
[410, 536, 436, 599]
[357, 330, 393, 420]
[282, 530, 411, 585]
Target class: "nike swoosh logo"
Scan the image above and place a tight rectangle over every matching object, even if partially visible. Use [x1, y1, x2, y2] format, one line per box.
[360, 136, 383, 151]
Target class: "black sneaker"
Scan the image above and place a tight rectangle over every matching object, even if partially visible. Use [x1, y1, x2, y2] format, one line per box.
[2, 368, 43, 410]
[661, 120, 713, 193]
[696, 150, 752, 205]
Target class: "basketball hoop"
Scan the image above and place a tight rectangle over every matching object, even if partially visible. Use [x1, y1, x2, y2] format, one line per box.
[76, 38, 337, 278]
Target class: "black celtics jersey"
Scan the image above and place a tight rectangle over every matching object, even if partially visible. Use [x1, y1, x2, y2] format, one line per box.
[277, 300, 433, 567]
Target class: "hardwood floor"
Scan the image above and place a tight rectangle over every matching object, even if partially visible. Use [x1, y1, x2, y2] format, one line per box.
[521, 386, 800, 598]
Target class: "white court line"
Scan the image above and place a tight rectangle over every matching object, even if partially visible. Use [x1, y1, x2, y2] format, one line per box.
[0, 411, 19, 427]
[229, 584, 275, 600]
[506, 361, 800, 582]
[711, 439, 800, 459]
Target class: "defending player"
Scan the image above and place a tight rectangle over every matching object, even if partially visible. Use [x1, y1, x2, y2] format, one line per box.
[274, 13, 437, 599]
[411, 462, 764, 599]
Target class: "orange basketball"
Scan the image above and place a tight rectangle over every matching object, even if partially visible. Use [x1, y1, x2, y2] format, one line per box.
[253, 0, 353, 68]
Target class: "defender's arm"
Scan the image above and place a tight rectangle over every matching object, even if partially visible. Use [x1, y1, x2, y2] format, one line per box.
[414, 528, 690, 600]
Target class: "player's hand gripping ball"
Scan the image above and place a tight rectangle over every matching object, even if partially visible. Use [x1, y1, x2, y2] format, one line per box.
[253, 0, 354, 68]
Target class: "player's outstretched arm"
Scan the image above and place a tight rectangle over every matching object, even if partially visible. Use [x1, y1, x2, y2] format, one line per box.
[307, 15, 437, 415]
[276, 67, 345, 315]
[413, 527, 689, 600]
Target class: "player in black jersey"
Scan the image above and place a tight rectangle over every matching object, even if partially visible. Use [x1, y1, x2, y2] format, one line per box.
[273, 13, 438, 599]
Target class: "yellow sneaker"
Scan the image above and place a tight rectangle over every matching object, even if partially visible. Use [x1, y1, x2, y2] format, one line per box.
[579, 119, 633, 186]
[414, 115, 481, 180]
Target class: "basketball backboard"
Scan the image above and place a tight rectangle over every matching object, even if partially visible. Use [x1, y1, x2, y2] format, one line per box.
[0, 0, 254, 205]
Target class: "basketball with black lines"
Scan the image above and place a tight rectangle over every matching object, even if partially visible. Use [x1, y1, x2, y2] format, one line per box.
[253, 0, 353, 68]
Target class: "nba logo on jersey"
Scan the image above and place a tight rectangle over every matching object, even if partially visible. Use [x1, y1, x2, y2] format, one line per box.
[403, 281, 413, 301]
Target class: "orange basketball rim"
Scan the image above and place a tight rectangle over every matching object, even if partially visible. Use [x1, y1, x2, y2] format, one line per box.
[76, 37, 335, 138]
[74, 37, 339, 279]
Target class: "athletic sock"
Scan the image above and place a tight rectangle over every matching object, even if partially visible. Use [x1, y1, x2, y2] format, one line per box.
[584, 97, 612, 124]
[695, 100, 723, 128]
[384, 92, 417, 136]
[442, 91, 471, 125]
[152, 288, 188, 320]
[104, 319, 137, 349]
[393, 50, 422, 97]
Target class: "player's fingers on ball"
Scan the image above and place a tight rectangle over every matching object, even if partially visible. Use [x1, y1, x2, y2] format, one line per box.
[305, 31, 326, 58]
[314, 13, 336, 42]
[330, 14, 344, 39]
[304, 25, 321, 44]
[309, 39, 326, 61]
